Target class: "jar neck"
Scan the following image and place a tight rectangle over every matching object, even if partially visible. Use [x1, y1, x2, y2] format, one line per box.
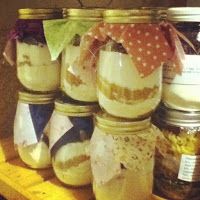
[95, 115, 151, 136]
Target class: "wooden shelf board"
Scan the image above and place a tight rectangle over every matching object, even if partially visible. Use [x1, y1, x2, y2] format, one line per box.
[0, 137, 165, 200]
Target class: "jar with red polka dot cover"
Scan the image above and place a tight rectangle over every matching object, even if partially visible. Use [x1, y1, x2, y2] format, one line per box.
[80, 8, 175, 119]
[163, 7, 200, 111]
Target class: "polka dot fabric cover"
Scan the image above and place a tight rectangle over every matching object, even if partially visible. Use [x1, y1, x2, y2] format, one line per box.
[79, 22, 182, 77]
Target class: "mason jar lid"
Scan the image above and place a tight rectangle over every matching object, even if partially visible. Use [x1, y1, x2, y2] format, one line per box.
[141, 7, 167, 20]
[155, 104, 200, 127]
[95, 111, 151, 135]
[63, 8, 103, 21]
[55, 98, 99, 116]
[18, 8, 63, 19]
[103, 9, 160, 23]
[167, 7, 200, 22]
[18, 91, 55, 104]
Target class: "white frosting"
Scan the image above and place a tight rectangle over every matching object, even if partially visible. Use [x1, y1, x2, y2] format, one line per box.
[98, 50, 162, 118]
[17, 41, 60, 92]
[61, 45, 97, 102]
[52, 141, 92, 186]
[18, 140, 51, 169]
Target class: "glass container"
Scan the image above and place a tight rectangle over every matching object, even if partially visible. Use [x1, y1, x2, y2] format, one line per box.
[61, 8, 103, 102]
[14, 91, 55, 169]
[16, 8, 62, 92]
[152, 104, 200, 200]
[90, 112, 158, 200]
[49, 96, 99, 186]
[163, 7, 200, 111]
[97, 9, 170, 119]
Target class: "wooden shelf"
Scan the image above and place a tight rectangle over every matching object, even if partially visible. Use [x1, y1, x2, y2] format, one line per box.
[0, 137, 165, 200]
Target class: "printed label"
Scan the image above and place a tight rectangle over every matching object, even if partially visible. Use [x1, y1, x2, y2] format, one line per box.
[178, 154, 200, 182]
[164, 55, 200, 85]
[14, 102, 38, 146]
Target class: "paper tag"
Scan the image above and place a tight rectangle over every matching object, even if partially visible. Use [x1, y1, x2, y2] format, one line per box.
[49, 111, 73, 150]
[164, 55, 200, 85]
[178, 154, 200, 182]
[14, 102, 38, 146]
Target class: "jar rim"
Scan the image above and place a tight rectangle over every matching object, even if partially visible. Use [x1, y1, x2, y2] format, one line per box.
[18, 8, 63, 19]
[103, 8, 161, 23]
[63, 8, 103, 21]
[55, 98, 99, 116]
[167, 7, 200, 22]
[18, 91, 55, 104]
[95, 111, 151, 135]
[154, 103, 200, 127]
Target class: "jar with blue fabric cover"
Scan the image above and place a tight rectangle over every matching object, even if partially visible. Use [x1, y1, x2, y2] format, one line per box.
[49, 96, 99, 186]
[14, 91, 55, 169]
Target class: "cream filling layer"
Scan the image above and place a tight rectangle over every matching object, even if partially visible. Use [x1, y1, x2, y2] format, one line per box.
[61, 45, 97, 102]
[98, 50, 162, 118]
[52, 141, 92, 186]
[17, 41, 60, 92]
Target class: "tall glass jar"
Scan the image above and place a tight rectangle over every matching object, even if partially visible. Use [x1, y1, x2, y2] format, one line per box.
[90, 112, 158, 200]
[16, 8, 62, 92]
[61, 9, 103, 102]
[163, 7, 200, 111]
[49, 96, 99, 186]
[14, 91, 55, 169]
[96, 9, 172, 119]
[152, 104, 200, 200]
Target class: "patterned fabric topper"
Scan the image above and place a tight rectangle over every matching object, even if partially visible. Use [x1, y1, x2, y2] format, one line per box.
[79, 22, 183, 77]
[29, 103, 54, 141]
[50, 116, 94, 157]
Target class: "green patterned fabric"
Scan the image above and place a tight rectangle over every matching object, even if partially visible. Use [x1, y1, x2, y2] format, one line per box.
[43, 19, 95, 60]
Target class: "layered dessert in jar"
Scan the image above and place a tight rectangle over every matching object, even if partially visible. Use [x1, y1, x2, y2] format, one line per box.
[15, 9, 62, 92]
[60, 9, 104, 102]
[49, 96, 99, 186]
[163, 7, 200, 111]
[79, 9, 177, 118]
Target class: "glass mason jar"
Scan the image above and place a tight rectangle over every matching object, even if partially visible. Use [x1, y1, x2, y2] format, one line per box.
[152, 104, 200, 200]
[163, 7, 200, 111]
[49, 96, 99, 186]
[61, 8, 103, 102]
[97, 9, 171, 119]
[14, 91, 55, 169]
[16, 8, 62, 92]
[90, 112, 158, 200]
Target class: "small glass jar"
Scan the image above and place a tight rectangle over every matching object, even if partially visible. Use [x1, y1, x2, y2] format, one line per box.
[14, 91, 55, 169]
[61, 8, 103, 102]
[90, 112, 158, 200]
[163, 7, 200, 111]
[97, 9, 169, 119]
[49, 96, 99, 186]
[152, 104, 200, 200]
[16, 8, 62, 92]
